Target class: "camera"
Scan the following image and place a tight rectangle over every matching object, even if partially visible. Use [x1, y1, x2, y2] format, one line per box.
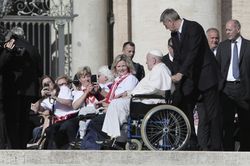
[43, 83, 50, 87]
[72, 74, 80, 87]
[0, 30, 25, 56]
[91, 74, 97, 84]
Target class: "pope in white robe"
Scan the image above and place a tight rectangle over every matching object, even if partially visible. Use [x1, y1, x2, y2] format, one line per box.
[102, 49, 175, 138]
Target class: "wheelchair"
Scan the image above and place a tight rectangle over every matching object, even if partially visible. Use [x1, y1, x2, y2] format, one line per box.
[26, 112, 51, 149]
[125, 92, 191, 151]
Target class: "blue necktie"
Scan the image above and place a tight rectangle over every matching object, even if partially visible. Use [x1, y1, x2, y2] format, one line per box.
[232, 41, 240, 79]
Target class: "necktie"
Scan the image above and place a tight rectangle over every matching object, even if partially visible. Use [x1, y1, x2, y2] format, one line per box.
[232, 41, 240, 79]
[177, 31, 181, 41]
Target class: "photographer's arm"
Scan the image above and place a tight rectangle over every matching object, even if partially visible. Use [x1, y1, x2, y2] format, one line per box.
[0, 39, 15, 70]
[51, 96, 72, 108]
[72, 92, 89, 110]
[72, 85, 93, 110]
[50, 89, 72, 108]
[30, 99, 45, 113]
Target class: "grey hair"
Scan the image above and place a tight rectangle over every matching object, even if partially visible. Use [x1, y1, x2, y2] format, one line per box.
[206, 27, 219, 34]
[160, 8, 180, 22]
[11, 26, 25, 38]
[98, 65, 114, 82]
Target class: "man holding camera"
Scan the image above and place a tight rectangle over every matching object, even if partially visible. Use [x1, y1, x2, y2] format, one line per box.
[3, 27, 42, 149]
[0, 37, 15, 149]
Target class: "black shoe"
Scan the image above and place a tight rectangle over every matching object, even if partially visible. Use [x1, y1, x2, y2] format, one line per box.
[183, 143, 199, 151]
[96, 139, 123, 150]
[96, 139, 113, 146]
[110, 143, 123, 150]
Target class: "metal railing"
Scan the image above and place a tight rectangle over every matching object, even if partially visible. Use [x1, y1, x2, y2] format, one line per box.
[0, 0, 77, 78]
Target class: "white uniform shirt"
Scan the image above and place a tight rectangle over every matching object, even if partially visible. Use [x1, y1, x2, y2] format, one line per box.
[41, 85, 77, 117]
[73, 90, 98, 107]
[113, 74, 138, 96]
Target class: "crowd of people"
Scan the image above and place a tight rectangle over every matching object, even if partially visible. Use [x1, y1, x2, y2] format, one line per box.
[0, 8, 249, 151]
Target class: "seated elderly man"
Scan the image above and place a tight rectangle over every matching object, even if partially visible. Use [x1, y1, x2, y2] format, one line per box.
[102, 49, 174, 139]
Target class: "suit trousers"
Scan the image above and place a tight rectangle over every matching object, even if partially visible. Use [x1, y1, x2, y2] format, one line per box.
[181, 85, 222, 150]
[198, 85, 222, 150]
[222, 82, 250, 151]
[0, 101, 11, 149]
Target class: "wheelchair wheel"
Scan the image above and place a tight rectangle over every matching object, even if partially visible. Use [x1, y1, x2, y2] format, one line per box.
[141, 105, 191, 151]
[38, 133, 47, 149]
[125, 139, 142, 150]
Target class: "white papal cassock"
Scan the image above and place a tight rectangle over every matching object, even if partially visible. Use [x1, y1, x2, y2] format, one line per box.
[102, 63, 174, 138]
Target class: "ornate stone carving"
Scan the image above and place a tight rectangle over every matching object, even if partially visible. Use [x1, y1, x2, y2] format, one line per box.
[3, 0, 73, 17]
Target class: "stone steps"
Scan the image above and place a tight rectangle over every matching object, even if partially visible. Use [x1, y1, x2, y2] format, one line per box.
[0, 150, 249, 166]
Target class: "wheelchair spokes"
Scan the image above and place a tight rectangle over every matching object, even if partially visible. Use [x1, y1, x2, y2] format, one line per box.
[141, 105, 191, 151]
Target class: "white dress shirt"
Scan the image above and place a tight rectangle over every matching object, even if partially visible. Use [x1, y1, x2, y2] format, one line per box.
[226, 36, 242, 81]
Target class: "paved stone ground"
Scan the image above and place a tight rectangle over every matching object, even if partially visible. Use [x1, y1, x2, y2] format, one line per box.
[0, 150, 249, 166]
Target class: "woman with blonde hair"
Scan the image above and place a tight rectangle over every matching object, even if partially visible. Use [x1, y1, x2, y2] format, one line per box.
[81, 54, 138, 149]
[96, 54, 138, 109]
[72, 66, 100, 139]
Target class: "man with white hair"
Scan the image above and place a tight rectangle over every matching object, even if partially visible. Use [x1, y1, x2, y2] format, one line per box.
[102, 49, 174, 139]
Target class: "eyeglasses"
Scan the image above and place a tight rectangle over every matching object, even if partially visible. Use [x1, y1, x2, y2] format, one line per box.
[58, 82, 67, 86]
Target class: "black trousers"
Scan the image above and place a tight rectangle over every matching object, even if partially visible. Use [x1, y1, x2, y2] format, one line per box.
[199, 86, 222, 150]
[0, 101, 11, 149]
[221, 82, 250, 151]
[45, 117, 79, 149]
[181, 85, 222, 150]
[4, 95, 38, 149]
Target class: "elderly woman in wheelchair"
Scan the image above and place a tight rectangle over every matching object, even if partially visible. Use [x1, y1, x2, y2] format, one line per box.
[101, 49, 191, 150]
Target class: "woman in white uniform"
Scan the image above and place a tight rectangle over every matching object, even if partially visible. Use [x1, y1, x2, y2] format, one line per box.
[81, 54, 138, 149]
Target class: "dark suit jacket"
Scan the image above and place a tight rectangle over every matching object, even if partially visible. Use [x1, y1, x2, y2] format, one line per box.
[171, 19, 219, 92]
[162, 53, 193, 96]
[216, 37, 250, 100]
[3, 38, 42, 97]
[133, 61, 145, 81]
[162, 54, 178, 74]
[0, 48, 12, 99]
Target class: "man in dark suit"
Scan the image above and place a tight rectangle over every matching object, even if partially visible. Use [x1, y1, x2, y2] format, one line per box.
[162, 38, 176, 73]
[160, 8, 222, 150]
[216, 20, 250, 151]
[0, 35, 16, 149]
[3, 27, 42, 149]
[195, 27, 221, 150]
[122, 42, 145, 81]
[162, 38, 182, 105]
[206, 28, 220, 55]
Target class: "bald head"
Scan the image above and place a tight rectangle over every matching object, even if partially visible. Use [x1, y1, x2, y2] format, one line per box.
[225, 19, 241, 40]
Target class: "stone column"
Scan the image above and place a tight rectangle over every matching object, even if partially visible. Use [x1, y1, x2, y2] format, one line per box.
[72, 0, 108, 75]
[232, 0, 250, 39]
[113, 0, 130, 56]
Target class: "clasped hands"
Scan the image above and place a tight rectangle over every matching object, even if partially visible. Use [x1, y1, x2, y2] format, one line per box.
[171, 72, 183, 83]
